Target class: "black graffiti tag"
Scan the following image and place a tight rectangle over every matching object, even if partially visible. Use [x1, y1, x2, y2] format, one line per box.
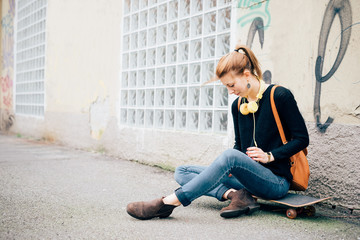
[314, 0, 352, 133]
[246, 17, 264, 49]
[246, 17, 272, 84]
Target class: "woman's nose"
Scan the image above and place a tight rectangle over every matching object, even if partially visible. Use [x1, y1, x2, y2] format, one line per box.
[227, 87, 234, 94]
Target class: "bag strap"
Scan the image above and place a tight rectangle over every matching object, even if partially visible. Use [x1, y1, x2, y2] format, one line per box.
[270, 86, 288, 145]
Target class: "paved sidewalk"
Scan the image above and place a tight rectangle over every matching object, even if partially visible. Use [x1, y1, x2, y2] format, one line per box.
[0, 134, 359, 240]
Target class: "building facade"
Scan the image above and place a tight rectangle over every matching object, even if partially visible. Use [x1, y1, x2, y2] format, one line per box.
[1, 0, 359, 209]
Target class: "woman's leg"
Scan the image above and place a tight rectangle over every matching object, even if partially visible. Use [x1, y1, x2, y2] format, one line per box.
[175, 149, 289, 206]
[126, 149, 289, 220]
[174, 165, 245, 201]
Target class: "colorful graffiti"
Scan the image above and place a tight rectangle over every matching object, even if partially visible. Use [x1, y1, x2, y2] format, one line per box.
[237, 0, 272, 84]
[0, 0, 15, 131]
[1, 0, 14, 69]
[1, 74, 13, 108]
[314, 0, 353, 132]
[236, 0, 271, 30]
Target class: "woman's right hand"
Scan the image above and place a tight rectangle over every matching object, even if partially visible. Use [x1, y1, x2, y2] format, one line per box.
[246, 147, 270, 164]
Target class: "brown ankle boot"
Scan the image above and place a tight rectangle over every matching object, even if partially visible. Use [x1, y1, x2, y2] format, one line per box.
[220, 189, 260, 218]
[126, 197, 177, 220]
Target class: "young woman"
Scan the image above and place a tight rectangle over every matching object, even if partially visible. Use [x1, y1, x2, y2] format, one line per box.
[126, 44, 309, 220]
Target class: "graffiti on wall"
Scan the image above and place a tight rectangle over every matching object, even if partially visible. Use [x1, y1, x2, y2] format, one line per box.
[314, 0, 353, 133]
[1, 74, 12, 108]
[236, 0, 272, 84]
[237, 0, 356, 132]
[1, 0, 14, 69]
[246, 16, 272, 84]
[0, 0, 15, 131]
[237, 0, 271, 30]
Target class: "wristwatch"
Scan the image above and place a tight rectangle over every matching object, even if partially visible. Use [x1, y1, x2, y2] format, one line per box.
[266, 152, 272, 163]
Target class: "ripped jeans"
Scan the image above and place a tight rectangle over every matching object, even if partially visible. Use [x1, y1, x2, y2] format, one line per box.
[174, 149, 290, 206]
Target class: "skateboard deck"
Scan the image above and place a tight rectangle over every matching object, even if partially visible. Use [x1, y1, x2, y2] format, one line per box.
[254, 193, 331, 219]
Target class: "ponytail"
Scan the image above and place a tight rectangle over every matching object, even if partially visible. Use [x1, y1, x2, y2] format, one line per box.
[215, 43, 262, 81]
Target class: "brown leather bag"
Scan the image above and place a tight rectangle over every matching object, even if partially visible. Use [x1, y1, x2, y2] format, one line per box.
[270, 86, 310, 191]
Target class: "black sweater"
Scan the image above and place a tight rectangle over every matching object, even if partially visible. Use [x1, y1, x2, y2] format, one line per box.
[231, 84, 309, 181]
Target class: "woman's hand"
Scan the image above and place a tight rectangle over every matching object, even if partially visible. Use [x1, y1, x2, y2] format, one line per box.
[246, 147, 268, 164]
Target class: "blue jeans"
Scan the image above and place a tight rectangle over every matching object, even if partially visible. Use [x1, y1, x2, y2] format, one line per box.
[174, 149, 290, 206]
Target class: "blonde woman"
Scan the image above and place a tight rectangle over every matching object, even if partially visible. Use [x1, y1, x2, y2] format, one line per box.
[126, 44, 309, 220]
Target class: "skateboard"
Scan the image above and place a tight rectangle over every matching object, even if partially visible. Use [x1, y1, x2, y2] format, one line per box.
[254, 193, 331, 219]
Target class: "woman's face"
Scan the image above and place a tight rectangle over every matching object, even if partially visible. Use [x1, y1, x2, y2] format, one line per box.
[220, 71, 248, 97]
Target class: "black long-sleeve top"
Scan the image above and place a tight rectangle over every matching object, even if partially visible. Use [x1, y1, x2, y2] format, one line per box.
[232, 84, 309, 181]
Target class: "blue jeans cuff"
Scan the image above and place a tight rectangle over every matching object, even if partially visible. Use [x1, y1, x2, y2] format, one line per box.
[175, 187, 191, 206]
[215, 185, 229, 201]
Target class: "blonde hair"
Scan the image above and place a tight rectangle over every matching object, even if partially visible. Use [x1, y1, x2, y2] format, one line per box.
[208, 43, 262, 84]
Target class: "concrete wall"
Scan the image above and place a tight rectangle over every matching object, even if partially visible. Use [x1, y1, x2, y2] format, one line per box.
[3, 0, 360, 209]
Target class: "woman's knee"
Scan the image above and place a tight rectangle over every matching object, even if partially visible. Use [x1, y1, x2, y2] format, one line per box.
[214, 149, 250, 171]
[217, 149, 242, 164]
[222, 149, 241, 158]
[174, 165, 188, 185]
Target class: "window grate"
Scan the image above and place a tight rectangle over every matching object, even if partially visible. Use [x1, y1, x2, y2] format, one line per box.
[120, 0, 232, 133]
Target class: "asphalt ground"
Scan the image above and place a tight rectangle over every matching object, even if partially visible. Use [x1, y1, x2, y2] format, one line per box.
[0, 134, 359, 240]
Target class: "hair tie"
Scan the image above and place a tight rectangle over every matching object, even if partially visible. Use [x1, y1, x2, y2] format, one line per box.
[234, 47, 254, 69]
[234, 48, 249, 58]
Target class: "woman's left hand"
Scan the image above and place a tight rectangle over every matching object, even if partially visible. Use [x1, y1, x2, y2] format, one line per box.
[246, 147, 268, 164]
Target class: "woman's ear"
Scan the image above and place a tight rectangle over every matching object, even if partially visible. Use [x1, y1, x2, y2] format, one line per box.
[243, 69, 251, 77]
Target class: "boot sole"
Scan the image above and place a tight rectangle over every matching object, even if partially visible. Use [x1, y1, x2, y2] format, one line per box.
[126, 208, 174, 220]
[126, 209, 174, 220]
[220, 204, 260, 218]
[246, 204, 260, 215]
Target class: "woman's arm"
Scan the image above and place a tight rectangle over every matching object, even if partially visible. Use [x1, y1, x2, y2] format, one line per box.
[231, 97, 241, 151]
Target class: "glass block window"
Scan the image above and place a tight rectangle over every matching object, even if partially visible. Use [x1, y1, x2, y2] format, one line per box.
[14, 0, 47, 117]
[120, 0, 232, 133]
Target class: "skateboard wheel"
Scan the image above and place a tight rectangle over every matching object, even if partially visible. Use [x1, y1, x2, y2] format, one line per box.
[286, 209, 297, 219]
[304, 206, 316, 216]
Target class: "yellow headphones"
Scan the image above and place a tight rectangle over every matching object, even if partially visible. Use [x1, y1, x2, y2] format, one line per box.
[239, 80, 266, 115]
